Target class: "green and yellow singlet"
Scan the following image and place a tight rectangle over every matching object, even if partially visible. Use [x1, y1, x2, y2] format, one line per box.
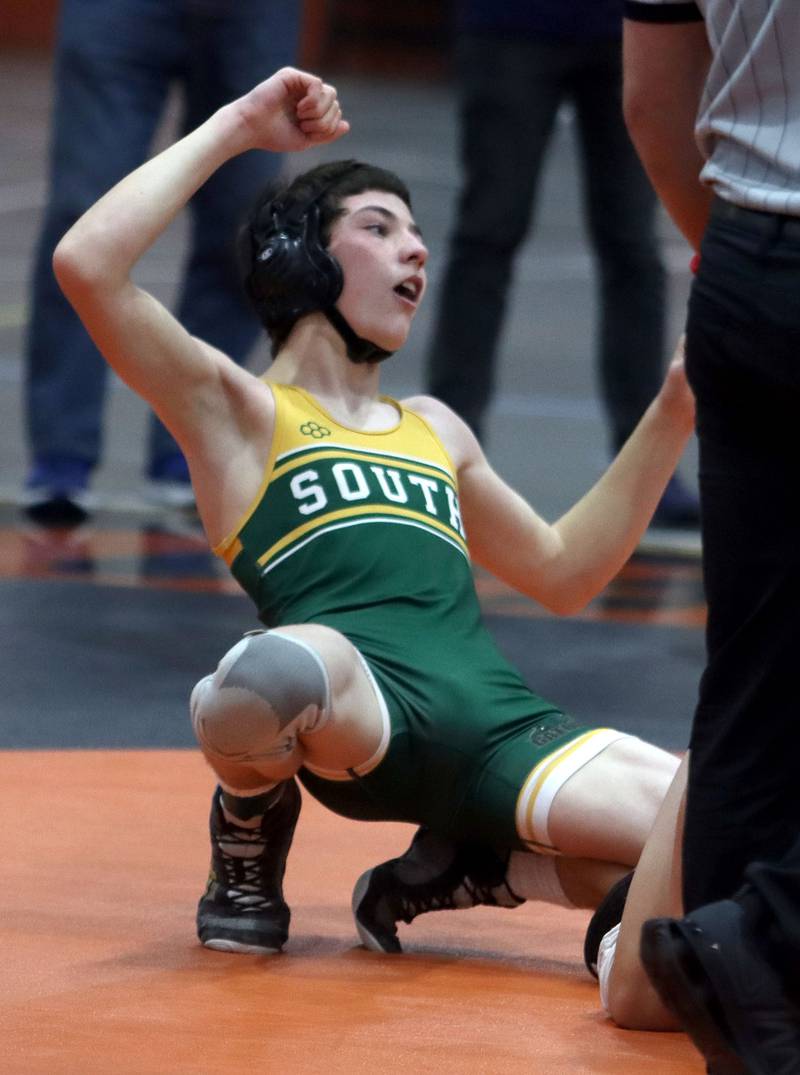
[216, 382, 469, 632]
[214, 382, 585, 846]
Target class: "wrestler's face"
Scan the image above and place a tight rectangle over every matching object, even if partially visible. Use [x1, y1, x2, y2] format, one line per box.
[326, 190, 428, 353]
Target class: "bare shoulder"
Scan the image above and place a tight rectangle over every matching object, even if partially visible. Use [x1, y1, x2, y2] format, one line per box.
[400, 393, 480, 471]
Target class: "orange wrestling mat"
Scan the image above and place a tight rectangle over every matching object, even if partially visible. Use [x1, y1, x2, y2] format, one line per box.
[2, 751, 702, 1074]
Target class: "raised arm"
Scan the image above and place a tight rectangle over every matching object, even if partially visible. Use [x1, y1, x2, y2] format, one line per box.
[415, 341, 695, 615]
[623, 19, 712, 251]
[52, 69, 348, 539]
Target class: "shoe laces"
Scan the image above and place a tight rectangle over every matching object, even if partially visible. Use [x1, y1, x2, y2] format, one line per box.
[215, 826, 274, 912]
[394, 874, 507, 925]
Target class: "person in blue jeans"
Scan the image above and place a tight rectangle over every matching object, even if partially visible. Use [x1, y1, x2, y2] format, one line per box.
[425, 0, 698, 527]
[24, 0, 299, 523]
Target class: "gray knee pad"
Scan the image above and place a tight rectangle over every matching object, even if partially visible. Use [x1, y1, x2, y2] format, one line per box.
[190, 630, 330, 764]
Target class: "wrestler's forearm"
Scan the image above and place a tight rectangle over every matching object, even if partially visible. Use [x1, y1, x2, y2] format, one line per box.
[54, 103, 250, 292]
[467, 384, 693, 616]
[53, 68, 347, 298]
[550, 368, 694, 610]
[48, 69, 346, 453]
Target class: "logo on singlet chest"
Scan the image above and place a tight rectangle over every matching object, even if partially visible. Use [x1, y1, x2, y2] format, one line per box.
[288, 457, 466, 538]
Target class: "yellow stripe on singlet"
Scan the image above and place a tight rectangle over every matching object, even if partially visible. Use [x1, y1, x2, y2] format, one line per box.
[516, 728, 621, 848]
[220, 536, 243, 567]
[271, 447, 456, 488]
[256, 502, 469, 569]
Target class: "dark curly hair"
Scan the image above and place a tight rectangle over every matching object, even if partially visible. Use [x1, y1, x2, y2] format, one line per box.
[239, 160, 412, 356]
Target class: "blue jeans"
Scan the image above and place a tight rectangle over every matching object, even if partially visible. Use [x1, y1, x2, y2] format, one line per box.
[425, 32, 666, 449]
[25, 0, 299, 473]
[681, 200, 800, 967]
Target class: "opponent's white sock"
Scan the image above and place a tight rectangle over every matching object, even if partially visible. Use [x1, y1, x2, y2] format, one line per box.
[597, 923, 621, 1014]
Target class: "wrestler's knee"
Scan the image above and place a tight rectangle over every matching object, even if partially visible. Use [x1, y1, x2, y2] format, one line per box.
[190, 630, 330, 766]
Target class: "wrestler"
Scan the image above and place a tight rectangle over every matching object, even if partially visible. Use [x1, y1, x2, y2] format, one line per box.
[51, 67, 693, 956]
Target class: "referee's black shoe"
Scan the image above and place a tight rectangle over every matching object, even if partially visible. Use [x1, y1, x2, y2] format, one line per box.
[640, 900, 800, 1075]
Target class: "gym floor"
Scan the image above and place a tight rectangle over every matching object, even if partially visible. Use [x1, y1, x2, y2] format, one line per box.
[1, 50, 704, 1073]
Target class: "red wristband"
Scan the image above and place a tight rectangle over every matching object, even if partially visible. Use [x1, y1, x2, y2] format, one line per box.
[690, 253, 701, 275]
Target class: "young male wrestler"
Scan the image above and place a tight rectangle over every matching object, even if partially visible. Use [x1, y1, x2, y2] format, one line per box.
[51, 67, 693, 957]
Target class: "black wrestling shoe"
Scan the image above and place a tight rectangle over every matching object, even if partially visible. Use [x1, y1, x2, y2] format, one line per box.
[196, 780, 301, 954]
[352, 827, 524, 953]
[583, 871, 634, 978]
[640, 900, 800, 1075]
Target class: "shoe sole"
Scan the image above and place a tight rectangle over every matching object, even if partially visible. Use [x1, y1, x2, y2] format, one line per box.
[640, 920, 747, 1075]
[351, 869, 402, 954]
[197, 904, 289, 956]
[202, 937, 283, 955]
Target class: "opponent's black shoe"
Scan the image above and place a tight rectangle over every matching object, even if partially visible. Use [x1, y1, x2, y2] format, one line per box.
[640, 900, 800, 1075]
[583, 871, 634, 978]
[352, 827, 524, 953]
[196, 780, 301, 954]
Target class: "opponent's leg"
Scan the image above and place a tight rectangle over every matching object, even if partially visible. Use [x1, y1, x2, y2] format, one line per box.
[192, 626, 385, 953]
[596, 754, 688, 1030]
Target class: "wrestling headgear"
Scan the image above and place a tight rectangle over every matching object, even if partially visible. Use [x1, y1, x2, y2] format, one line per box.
[243, 160, 410, 364]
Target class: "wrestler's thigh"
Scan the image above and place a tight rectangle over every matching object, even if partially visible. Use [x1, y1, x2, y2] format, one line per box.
[547, 738, 679, 866]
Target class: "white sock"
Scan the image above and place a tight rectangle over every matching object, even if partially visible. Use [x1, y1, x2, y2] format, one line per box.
[597, 923, 621, 1014]
[507, 851, 574, 908]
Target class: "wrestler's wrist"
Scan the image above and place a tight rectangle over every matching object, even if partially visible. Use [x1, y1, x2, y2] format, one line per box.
[209, 100, 261, 160]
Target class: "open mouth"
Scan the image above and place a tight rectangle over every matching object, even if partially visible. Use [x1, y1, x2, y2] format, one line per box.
[394, 279, 421, 304]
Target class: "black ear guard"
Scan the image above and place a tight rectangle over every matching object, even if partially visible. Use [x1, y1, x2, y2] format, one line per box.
[244, 170, 393, 364]
[246, 200, 344, 325]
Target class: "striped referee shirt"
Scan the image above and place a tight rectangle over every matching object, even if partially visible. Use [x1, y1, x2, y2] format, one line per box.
[625, 0, 800, 215]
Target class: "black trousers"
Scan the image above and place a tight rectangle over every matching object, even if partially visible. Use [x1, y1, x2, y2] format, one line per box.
[425, 32, 665, 450]
[682, 198, 800, 972]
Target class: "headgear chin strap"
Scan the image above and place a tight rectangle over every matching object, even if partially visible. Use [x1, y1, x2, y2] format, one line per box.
[246, 168, 395, 365]
[324, 307, 393, 365]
